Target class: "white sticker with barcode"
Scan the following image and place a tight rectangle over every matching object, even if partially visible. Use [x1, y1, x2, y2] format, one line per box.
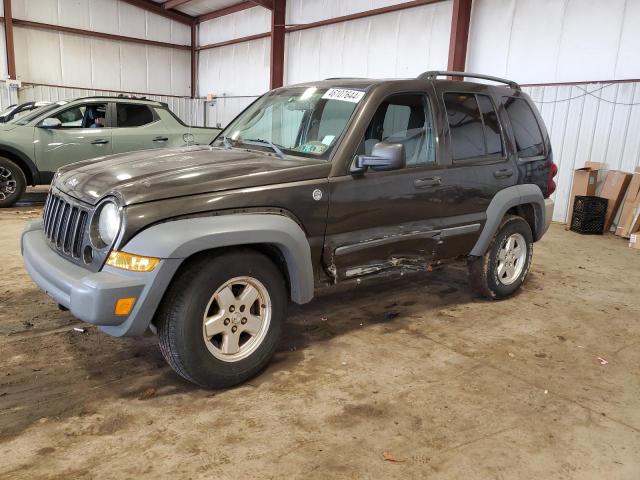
[322, 88, 365, 103]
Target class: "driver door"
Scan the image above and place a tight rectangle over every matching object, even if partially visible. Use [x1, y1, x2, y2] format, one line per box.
[34, 102, 112, 173]
[324, 92, 445, 281]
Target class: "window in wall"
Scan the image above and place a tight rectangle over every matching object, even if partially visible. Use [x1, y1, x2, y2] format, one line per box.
[116, 104, 155, 127]
[444, 93, 504, 161]
[362, 94, 435, 166]
[503, 97, 544, 158]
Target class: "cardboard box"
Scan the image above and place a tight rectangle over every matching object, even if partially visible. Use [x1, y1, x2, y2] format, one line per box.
[615, 167, 640, 237]
[566, 162, 604, 226]
[628, 205, 640, 236]
[600, 170, 632, 232]
[630, 233, 640, 250]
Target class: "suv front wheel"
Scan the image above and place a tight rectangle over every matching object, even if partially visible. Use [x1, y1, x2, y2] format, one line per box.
[467, 215, 533, 299]
[156, 249, 287, 389]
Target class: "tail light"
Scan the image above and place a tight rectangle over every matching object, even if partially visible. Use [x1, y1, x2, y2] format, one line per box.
[546, 161, 558, 198]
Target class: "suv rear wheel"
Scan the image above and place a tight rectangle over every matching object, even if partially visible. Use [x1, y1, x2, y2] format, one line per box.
[156, 250, 287, 389]
[467, 215, 533, 299]
[0, 157, 26, 208]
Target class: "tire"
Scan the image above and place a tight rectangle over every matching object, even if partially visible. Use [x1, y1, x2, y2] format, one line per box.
[0, 157, 26, 208]
[467, 215, 533, 300]
[156, 249, 287, 389]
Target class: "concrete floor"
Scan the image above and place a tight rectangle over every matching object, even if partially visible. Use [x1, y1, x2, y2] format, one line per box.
[1, 197, 639, 479]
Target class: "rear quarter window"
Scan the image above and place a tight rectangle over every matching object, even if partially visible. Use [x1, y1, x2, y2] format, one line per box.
[502, 97, 545, 158]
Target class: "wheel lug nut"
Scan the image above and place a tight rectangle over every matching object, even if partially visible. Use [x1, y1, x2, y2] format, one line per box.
[231, 326, 237, 333]
[224, 318, 230, 325]
[240, 305, 245, 312]
[229, 306, 235, 313]
[241, 318, 247, 324]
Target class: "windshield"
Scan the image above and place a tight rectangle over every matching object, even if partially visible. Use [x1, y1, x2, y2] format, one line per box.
[11, 101, 68, 125]
[212, 86, 365, 160]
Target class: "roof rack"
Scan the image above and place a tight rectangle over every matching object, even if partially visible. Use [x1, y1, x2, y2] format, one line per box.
[418, 71, 520, 89]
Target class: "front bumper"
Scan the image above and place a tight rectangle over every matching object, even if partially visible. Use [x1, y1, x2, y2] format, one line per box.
[21, 221, 180, 336]
[543, 197, 555, 236]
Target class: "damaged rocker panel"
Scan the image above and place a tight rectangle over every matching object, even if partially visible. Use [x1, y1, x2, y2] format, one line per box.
[328, 223, 481, 281]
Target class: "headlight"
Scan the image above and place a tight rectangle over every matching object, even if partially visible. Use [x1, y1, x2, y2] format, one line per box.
[92, 201, 121, 247]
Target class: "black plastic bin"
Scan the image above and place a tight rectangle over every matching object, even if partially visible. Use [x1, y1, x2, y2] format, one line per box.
[570, 195, 608, 234]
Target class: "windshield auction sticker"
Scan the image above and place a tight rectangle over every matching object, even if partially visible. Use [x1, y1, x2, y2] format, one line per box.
[322, 88, 365, 103]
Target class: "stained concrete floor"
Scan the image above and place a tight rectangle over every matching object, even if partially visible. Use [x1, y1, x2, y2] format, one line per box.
[1, 194, 639, 479]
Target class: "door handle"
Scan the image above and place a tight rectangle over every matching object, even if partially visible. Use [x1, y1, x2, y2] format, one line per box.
[414, 176, 442, 188]
[153, 136, 169, 142]
[91, 139, 109, 145]
[493, 168, 514, 178]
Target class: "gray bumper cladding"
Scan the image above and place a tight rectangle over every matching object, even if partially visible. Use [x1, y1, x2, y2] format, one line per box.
[21, 213, 314, 337]
[21, 220, 181, 337]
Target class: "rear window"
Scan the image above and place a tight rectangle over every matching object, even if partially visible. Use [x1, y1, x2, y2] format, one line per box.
[444, 93, 504, 161]
[503, 97, 544, 158]
[116, 104, 155, 127]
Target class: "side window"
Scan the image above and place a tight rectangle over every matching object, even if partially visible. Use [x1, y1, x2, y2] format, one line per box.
[443, 93, 503, 161]
[51, 103, 107, 129]
[116, 104, 155, 127]
[362, 93, 435, 166]
[477, 95, 503, 156]
[503, 97, 544, 158]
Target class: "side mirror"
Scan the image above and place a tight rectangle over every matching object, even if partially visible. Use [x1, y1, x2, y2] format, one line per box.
[352, 142, 406, 173]
[39, 118, 62, 129]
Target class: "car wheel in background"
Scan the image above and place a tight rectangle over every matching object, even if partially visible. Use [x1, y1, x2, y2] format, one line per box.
[0, 157, 26, 208]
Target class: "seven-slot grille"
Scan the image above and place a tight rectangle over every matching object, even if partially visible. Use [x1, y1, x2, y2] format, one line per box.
[42, 192, 89, 258]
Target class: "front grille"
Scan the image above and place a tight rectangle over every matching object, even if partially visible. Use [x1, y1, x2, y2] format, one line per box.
[42, 192, 89, 259]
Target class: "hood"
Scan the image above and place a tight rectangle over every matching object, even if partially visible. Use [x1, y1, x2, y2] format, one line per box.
[55, 146, 329, 206]
[0, 122, 19, 132]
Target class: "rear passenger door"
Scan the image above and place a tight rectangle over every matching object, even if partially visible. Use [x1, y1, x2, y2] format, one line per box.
[430, 88, 516, 259]
[111, 103, 170, 154]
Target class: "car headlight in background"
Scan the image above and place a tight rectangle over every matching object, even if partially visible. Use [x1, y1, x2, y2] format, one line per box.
[91, 200, 121, 248]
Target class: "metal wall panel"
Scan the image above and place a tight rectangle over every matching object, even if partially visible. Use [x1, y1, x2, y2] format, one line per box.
[524, 82, 640, 224]
[467, 0, 640, 84]
[199, 7, 271, 46]
[287, 0, 418, 23]
[285, 1, 452, 85]
[198, 36, 270, 126]
[13, 27, 192, 96]
[12, 0, 191, 45]
[17, 83, 204, 126]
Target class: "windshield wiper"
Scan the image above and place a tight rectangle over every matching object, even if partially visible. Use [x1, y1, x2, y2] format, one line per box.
[242, 138, 285, 159]
[221, 135, 232, 149]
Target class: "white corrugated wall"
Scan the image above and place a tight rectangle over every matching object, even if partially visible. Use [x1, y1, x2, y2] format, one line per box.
[467, 0, 640, 224]
[197, 7, 271, 128]
[524, 81, 640, 223]
[11, 0, 192, 97]
[285, 0, 452, 84]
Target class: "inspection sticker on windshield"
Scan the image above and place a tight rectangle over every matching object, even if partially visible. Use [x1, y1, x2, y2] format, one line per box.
[322, 88, 365, 103]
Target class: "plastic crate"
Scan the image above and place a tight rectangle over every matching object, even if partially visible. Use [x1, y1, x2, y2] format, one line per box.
[570, 196, 608, 234]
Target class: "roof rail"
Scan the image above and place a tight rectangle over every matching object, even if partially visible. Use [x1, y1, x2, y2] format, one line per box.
[418, 71, 520, 89]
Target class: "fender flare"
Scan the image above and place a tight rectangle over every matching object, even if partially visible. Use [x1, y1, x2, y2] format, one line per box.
[122, 214, 315, 305]
[470, 184, 546, 256]
[0, 144, 40, 185]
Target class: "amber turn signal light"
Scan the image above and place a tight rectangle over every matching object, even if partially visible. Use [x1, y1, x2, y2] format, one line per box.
[114, 297, 136, 316]
[106, 251, 160, 272]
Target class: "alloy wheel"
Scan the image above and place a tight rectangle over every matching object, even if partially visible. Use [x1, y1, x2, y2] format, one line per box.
[497, 233, 527, 285]
[202, 276, 272, 362]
